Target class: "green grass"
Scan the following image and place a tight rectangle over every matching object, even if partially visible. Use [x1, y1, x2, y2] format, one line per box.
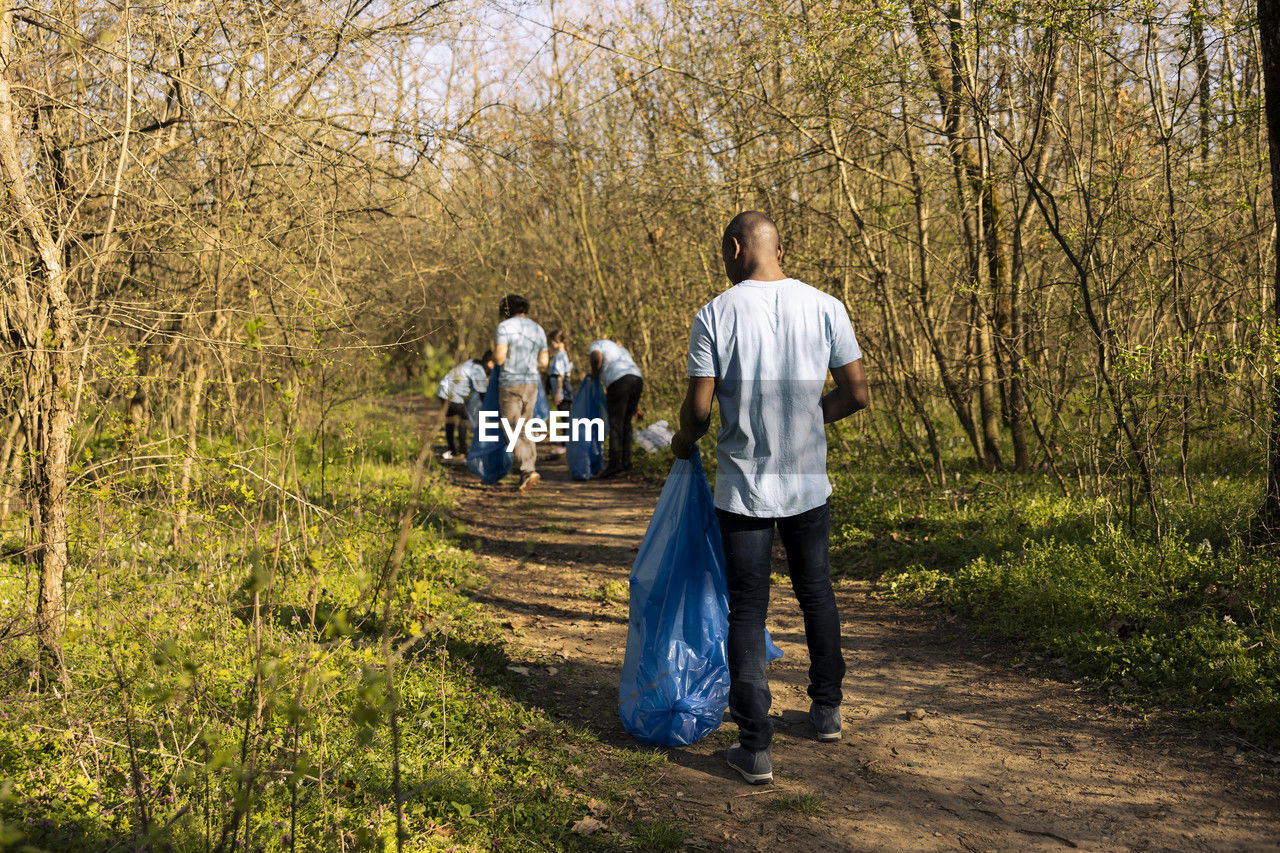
[618, 749, 668, 772]
[768, 794, 826, 816]
[585, 579, 629, 606]
[627, 818, 688, 851]
[827, 435, 1280, 745]
[0, 401, 651, 852]
[708, 728, 739, 747]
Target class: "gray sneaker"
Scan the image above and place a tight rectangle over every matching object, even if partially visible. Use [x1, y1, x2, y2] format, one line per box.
[726, 744, 772, 784]
[810, 702, 842, 742]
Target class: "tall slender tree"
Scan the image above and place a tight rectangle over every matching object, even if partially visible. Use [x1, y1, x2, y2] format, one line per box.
[1259, 0, 1280, 531]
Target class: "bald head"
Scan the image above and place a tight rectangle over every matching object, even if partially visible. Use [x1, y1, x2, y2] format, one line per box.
[722, 211, 785, 284]
[724, 211, 780, 253]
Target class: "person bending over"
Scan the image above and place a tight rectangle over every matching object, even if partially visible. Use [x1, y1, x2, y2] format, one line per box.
[589, 337, 643, 479]
[436, 351, 493, 459]
[671, 211, 869, 785]
[493, 295, 549, 491]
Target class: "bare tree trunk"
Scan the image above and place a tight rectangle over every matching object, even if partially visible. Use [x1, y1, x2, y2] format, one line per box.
[1190, 0, 1212, 163]
[173, 360, 209, 545]
[0, 412, 21, 505]
[973, 292, 1005, 469]
[910, 0, 1013, 470]
[173, 149, 230, 545]
[0, 2, 74, 687]
[1257, 0, 1280, 532]
[0, 427, 24, 525]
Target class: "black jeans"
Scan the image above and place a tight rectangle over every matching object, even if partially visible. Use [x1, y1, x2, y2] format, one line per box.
[605, 374, 643, 469]
[443, 400, 468, 454]
[545, 373, 573, 407]
[716, 501, 844, 752]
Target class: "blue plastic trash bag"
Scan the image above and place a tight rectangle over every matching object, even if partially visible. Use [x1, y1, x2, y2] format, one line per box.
[618, 452, 782, 747]
[534, 383, 550, 422]
[567, 376, 606, 481]
[464, 391, 482, 427]
[465, 368, 511, 484]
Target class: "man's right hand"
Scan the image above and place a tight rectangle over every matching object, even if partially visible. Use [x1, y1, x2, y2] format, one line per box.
[673, 376, 715, 460]
[671, 430, 695, 459]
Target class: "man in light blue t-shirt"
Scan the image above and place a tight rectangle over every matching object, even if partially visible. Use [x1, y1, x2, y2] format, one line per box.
[494, 294, 549, 491]
[671, 211, 869, 785]
[589, 338, 644, 478]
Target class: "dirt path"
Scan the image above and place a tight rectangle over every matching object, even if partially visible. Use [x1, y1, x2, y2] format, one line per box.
[447, 453, 1279, 852]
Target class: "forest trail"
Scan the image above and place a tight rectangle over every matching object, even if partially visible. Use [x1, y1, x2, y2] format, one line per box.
[447, 453, 1279, 852]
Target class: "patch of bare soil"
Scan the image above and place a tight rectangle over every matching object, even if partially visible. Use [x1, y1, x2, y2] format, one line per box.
[447, 452, 1280, 852]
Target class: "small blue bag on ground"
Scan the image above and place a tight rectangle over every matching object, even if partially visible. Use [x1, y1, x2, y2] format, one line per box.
[567, 376, 606, 481]
[618, 452, 782, 747]
[466, 368, 511, 484]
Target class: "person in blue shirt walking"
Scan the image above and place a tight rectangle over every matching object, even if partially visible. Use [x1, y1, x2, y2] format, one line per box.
[671, 211, 869, 785]
[589, 337, 644, 479]
[544, 328, 574, 457]
[546, 328, 574, 408]
[494, 294, 549, 491]
[435, 351, 493, 459]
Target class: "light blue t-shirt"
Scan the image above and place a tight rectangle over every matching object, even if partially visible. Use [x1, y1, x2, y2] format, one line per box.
[687, 278, 862, 518]
[548, 349, 574, 402]
[589, 339, 642, 389]
[496, 317, 548, 387]
[455, 360, 488, 403]
[549, 349, 572, 377]
[437, 360, 487, 404]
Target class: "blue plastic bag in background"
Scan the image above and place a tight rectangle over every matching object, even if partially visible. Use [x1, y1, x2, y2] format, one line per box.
[534, 383, 550, 422]
[466, 367, 511, 484]
[567, 376, 606, 481]
[618, 452, 782, 747]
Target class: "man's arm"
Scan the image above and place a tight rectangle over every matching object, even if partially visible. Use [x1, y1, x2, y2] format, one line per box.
[670, 376, 716, 459]
[537, 348, 549, 371]
[821, 359, 869, 423]
[493, 342, 508, 366]
[589, 349, 603, 378]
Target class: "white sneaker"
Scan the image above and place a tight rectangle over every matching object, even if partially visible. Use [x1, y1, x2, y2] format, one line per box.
[441, 450, 454, 460]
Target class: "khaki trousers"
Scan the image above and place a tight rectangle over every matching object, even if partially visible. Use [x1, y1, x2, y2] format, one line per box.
[498, 383, 539, 476]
